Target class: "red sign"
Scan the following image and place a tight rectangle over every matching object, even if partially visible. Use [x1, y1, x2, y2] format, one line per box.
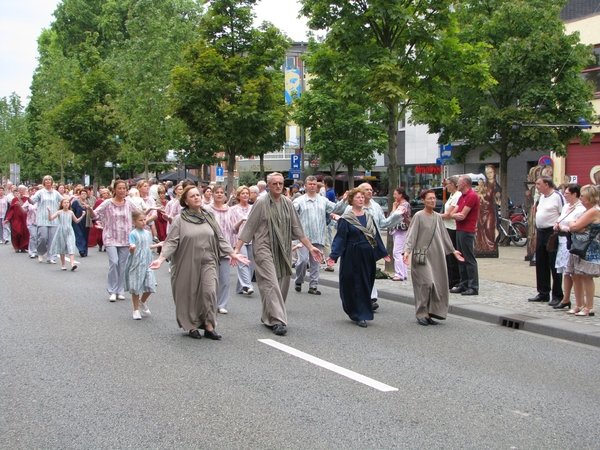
[310, 159, 320, 168]
[415, 165, 442, 175]
[538, 156, 553, 166]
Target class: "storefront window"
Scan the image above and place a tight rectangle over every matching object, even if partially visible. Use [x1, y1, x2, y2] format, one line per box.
[399, 165, 444, 199]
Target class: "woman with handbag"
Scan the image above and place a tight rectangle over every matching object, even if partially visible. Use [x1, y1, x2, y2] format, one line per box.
[552, 184, 586, 309]
[564, 185, 600, 316]
[390, 187, 412, 281]
[327, 187, 390, 328]
[403, 190, 464, 326]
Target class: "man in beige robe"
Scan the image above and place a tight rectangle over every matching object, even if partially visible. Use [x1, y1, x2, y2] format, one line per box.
[235, 172, 323, 335]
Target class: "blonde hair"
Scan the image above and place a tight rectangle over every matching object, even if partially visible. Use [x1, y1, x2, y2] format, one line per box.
[581, 184, 599, 205]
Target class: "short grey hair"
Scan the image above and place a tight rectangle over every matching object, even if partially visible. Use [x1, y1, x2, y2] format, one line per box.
[257, 180, 267, 190]
[266, 172, 284, 183]
[305, 175, 317, 183]
[249, 185, 259, 193]
[459, 175, 472, 185]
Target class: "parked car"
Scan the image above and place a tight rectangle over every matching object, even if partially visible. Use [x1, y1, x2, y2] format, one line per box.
[410, 187, 446, 213]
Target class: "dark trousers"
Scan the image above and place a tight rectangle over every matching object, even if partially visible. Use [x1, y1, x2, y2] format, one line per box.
[446, 228, 461, 288]
[535, 227, 562, 299]
[456, 231, 479, 291]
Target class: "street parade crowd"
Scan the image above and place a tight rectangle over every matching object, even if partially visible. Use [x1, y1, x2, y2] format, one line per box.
[1, 172, 598, 338]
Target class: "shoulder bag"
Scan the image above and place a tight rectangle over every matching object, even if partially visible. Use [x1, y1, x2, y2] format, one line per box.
[412, 216, 437, 265]
[569, 227, 600, 260]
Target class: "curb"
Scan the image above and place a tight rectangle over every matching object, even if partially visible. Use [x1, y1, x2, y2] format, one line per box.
[316, 274, 600, 348]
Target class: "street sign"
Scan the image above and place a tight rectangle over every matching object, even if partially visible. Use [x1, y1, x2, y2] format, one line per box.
[570, 175, 578, 183]
[538, 156, 553, 166]
[216, 165, 224, 182]
[289, 169, 301, 180]
[291, 154, 301, 170]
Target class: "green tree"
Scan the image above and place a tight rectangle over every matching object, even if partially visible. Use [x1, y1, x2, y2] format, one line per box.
[169, 0, 291, 194]
[111, 0, 204, 178]
[430, 0, 595, 218]
[48, 32, 121, 186]
[300, 0, 492, 269]
[0, 93, 27, 181]
[293, 41, 386, 189]
[26, 28, 78, 182]
[300, 0, 492, 193]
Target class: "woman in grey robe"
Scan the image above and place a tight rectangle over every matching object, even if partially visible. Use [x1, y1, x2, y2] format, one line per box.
[150, 186, 249, 340]
[403, 189, 464, 326]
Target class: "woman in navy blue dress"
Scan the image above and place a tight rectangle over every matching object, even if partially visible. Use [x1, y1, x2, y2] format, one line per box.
[327, 187, 390, 327]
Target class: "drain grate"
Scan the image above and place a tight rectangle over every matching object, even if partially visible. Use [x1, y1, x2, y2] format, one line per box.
[499, 314, 538, 329]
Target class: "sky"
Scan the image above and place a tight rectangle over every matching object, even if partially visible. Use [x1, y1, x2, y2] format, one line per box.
[0, 0, 311, 104]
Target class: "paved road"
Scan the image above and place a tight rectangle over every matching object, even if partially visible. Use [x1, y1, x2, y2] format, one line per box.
[2, 246, 600, 449]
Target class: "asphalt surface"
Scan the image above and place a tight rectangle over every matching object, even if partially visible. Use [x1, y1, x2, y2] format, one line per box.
[2, 245, 600, 449]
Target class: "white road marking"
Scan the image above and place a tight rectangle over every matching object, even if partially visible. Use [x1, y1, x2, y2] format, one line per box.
[259, 339, 398, 392]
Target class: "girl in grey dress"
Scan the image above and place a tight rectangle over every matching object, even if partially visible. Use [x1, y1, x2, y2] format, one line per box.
[125, 210, 161, 320]
[47, 198, 86, 271]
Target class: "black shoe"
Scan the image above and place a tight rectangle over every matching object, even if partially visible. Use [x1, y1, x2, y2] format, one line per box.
[528, 294, 549, 302]
[428, 314, 446, 321]
[308, 288, 321, 295]
[357, 320, 367, 327]
[295, 284, 301, 292]
[553, 301, 571, 309]
[273, 324, 287, 336]
[548, 299, 561, 307]
[426, 317, 439, 325]
[188, 329, 202, 339]
[450, 287, 465, 294]
[371, 298, 379, 311]
[204, 329, 222, 340]
[461, 288, 478, 296]
[79, 251, 85, 257]
[417, 318, 429, 326]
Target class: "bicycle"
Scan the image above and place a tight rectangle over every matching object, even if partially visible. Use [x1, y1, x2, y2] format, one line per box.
[496, 214, 528, 247]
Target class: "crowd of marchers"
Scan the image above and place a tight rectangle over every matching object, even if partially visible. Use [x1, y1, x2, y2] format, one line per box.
[1, 172, 598, 338]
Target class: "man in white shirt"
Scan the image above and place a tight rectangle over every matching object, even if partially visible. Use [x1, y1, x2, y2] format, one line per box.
[528, 177, 564, 303]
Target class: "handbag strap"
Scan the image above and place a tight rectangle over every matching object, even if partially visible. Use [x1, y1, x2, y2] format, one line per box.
[424, 214, 438, 252]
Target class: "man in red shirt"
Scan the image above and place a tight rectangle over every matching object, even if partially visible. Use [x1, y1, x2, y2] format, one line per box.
[450, 175, 480, 295]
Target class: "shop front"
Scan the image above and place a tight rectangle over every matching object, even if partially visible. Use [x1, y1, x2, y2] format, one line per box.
[399, 164, 445, 200]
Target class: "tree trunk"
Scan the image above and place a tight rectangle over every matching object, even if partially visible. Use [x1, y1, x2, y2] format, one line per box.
[92, 157, 99, 192]
[385, 101, 399, 274]
[259, 154, 265, 181]
[226, 149, 236, 195]
[347, 162, 354, 189]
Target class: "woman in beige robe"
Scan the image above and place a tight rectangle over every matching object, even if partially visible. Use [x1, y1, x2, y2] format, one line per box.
[150, 186, 249, 339]
[404, 189, 463, 326]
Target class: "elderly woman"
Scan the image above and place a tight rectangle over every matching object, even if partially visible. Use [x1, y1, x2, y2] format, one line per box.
[327, 187, 390, 328]
[229, 185, 255, 295]
[29, 175, 64, 263]
[552, 184, 586, 309]
[404, 189, 464, 326]
[565, 185, 600, 317]
[150, 186, 249, 340]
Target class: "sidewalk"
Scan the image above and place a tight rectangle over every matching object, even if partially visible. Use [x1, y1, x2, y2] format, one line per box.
[316, 246, 600, 348]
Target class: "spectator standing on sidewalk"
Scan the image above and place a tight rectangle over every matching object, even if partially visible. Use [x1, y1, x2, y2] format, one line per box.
[528, 177, 564, 303]
[440, 176, 462, 289]
[450, 175, 480, 296]
[293, 176, 346, 295]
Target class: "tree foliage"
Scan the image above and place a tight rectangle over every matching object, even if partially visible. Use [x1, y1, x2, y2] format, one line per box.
[429, 0, 596, 217]
[169, 0, 291, 193]
[0, 94, 27, 181]
[293, 41, 387, 189]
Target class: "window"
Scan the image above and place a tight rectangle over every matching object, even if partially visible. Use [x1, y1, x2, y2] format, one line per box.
[582, 44, 600, 97]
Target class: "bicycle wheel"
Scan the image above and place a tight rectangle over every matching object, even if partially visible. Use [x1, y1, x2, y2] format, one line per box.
[510, 222, 528, 247]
